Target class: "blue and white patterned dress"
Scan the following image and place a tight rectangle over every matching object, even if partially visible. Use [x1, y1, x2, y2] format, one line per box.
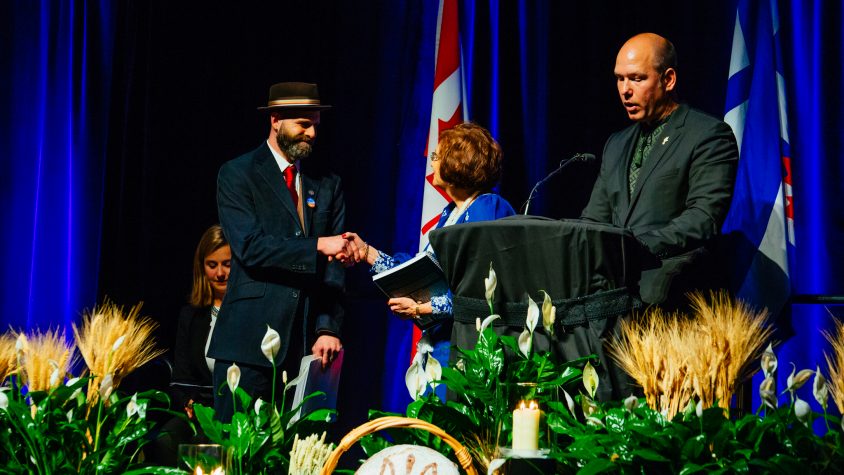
[371, 193, 515, 397]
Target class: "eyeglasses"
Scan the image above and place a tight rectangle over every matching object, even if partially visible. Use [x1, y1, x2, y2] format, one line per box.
[429, 151, 440, 162]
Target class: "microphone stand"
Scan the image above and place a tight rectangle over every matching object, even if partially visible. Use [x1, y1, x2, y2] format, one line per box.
[522, 153, 595, 215]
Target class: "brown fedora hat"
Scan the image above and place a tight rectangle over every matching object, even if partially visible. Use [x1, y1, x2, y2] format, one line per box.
[257, 82, 331, 111]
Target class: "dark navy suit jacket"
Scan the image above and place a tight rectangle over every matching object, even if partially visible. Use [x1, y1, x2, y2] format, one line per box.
[581, 104, 738, 304]
[208, 143, 345, 367]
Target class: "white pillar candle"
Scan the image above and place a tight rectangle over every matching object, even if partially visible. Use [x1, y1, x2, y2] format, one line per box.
[512, 400, 540, 450]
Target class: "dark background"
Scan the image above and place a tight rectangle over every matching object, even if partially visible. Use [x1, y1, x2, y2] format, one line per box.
[4, 0, 843, 464]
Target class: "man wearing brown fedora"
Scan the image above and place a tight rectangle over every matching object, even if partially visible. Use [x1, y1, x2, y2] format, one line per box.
[208, 82, 357, 420]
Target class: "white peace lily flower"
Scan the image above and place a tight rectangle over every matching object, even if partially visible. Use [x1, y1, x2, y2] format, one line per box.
[487, 458, 506, 475]
[794, 396, 811, 426]
[581, 395, 599, 417]
[480, 314, 501, 333]
[227, 363, 241, 393]
[475, 317, 481, 332]
[695, 399, 704, 418]
[405, 353, 429, 400]
[48, 360, 61, 388]
[518, 297, 540, 357]
[563, 389, 576, 416]
[66, 377, 82, 400]
[623, 394, 639, 412]
[759, 375, 778, 409]
[582, 361, 599, 399]
[784, 363, 814, 394]
[425, 354, 442, 390]
[761, 342, 777, 377]
[484, 263, 497, 310]
[99, 373, 114, 400]
[0, 390, 8, 411]
[66, 409, 73, 422]
[126, 393, 139, 418]
[111, 335, 127, 353]
[282, 370, 288, 385]
[261, 325, 281, 365]
[49, 368, 61, 388]
[517, 328, 532, 358]
[255, 398, 264, 415]
[540, 291, 556, 336]
[525, 295, 539, 333]
[813, 365, 829, 410]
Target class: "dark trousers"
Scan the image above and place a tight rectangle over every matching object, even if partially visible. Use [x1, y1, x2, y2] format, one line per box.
[212, 314, 307, 422]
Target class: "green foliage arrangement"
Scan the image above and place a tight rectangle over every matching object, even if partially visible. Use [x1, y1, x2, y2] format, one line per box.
[357, 265, 844, 475]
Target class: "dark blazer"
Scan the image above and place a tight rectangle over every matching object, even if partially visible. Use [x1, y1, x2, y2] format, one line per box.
[170, 305, 214, 409]
[581, 104, 738, 304]
[208, 143, 345, 367]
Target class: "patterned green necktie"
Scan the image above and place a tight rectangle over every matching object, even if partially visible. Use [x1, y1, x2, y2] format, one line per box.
[628, 121, 668, 196]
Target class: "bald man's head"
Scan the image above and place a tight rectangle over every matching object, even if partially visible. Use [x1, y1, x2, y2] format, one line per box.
[614, 33, 679, 123]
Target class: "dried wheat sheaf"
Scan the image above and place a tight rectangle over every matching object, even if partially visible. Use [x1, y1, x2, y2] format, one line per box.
[608, 291, 772, 418]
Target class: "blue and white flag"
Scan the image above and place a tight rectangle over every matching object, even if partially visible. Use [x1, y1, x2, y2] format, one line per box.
[722, 0, 795, 327]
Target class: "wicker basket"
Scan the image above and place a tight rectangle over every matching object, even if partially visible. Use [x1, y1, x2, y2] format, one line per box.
[319, 416, 478, 474]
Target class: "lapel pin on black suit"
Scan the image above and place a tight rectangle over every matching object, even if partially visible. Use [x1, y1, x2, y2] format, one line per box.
[662, 136, 670, 145]
[306, 191, 316, 208]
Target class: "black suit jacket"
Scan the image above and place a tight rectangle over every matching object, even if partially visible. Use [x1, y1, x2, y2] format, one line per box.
[208, 143, 345, 367]
[581, 104, 738, 304]
[170, 305, 214, 409]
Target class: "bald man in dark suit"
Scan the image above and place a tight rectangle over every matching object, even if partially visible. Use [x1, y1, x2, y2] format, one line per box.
[582, 33, 738, 308]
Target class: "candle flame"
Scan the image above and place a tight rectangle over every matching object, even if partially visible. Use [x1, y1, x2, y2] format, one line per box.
[517, 400, 538, 410]
[194, 468, 225, 475]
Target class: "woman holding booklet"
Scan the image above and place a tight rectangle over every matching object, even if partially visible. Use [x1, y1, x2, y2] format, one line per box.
[345, 122, 515, 387]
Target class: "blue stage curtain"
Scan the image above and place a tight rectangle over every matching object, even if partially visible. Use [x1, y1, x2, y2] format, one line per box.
[372, 1, 438, 413]
[0, 0, 116, 331]
[767, 0, 844, 426]
[784, 0, 844, 296]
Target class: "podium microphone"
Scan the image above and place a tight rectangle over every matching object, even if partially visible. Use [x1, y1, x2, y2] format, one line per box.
[522, 153, 596, 215]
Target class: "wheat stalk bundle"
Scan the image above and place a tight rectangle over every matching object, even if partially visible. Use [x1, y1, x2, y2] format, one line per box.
[11, 328, 76, 392]
[609, 291, 771, 418]
[0, 333, 17, 382]
[686, 292, 772, 411]
[822, 316, 844, 414]
[609, 309, 695, 417]
[73, 300, 164, 402]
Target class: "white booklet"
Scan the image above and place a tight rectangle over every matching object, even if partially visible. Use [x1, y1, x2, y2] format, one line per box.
[288, 349, 344, 425]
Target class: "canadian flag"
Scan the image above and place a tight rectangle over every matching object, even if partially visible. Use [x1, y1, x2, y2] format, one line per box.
[412, 0, 467, 356]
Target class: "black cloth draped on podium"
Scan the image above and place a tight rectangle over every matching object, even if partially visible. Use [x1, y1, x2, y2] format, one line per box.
[428, 215, 645, 400]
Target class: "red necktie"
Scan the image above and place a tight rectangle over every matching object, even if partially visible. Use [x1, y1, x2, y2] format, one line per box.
[283, 166, 298, 208]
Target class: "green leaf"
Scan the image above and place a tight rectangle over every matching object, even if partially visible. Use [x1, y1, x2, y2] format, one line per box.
[230, 412, 253, 457]
[359, 434, 393, 458]
[193, 404, 224, 444]
[633, 448, 670, 462]
[681, 434, 706, 461]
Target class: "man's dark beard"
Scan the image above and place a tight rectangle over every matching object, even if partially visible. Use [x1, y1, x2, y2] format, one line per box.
[277, 129, 314, 161]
